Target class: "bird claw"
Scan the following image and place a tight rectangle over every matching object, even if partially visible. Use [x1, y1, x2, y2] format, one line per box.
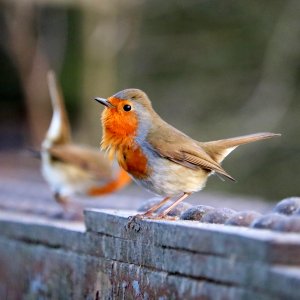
[127, 212, 177, 224]
[153, 214, 178, 221]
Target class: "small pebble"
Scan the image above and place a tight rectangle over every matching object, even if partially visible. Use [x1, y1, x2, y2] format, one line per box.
[201, 208, 237, 224]
[272, 197, 300, 215]
[250, 213, 288, 230]
[225, 211, 262, 227]
[273, 216, 300, 233]
[180, 205, 215, 221]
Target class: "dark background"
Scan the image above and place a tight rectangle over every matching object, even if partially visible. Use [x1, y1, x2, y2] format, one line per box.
[0, 0, 299, 201]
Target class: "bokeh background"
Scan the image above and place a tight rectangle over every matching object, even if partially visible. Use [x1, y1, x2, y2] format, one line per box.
[0, 0, 299, 201]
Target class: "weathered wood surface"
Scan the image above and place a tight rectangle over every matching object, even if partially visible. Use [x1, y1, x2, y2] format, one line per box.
[85, 209, 300, 265]
[1, 210, 300, 299]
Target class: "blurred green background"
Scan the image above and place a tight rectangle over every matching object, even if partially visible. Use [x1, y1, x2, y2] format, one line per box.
[0, 0, 299, 201]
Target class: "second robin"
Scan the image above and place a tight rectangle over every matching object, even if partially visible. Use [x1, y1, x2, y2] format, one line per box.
[41, 71, 131, 216]
[95, 89, 280, 219]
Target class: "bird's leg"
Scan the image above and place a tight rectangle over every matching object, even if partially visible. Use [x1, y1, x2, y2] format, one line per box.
[127, 196, 171, 230]
[129, 196, 171, 224]
[156, 192, 191, 219]
[140, 196, 171, 217]
[53, 192, 83, 220]
[54, 192, 71, 212]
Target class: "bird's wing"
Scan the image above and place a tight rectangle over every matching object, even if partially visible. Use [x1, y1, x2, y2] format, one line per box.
[48, 144, 114, 180]
[147, 120, 235, 181]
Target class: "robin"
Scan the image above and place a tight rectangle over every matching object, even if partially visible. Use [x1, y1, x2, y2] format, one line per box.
[41, 71, 131, 214]
[95, 89, 280, 219]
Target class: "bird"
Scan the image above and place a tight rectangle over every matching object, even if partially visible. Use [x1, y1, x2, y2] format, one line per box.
[41, 71, 131, 215]
[94, 88, 280, 219]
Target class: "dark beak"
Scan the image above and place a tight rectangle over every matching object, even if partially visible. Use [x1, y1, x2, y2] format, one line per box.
[94, 97, 114, 108]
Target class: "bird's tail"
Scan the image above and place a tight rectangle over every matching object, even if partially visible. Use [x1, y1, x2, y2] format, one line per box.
[87, 168, 131, 196]
[201, 132, 281, 164]
[43, 70, 71, 148]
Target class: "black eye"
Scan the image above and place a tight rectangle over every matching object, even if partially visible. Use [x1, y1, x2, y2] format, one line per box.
[123, 104, 131, 111]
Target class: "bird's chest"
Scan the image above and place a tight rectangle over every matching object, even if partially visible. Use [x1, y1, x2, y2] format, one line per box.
[117, 144, 149, 179]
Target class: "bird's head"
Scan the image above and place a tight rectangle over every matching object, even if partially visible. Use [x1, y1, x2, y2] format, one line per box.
[95, 89, 155, 149]
[95, 88, 153, 138]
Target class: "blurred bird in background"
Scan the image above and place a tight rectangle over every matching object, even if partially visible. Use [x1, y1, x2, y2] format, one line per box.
[41, 71, 131, 216]
[96, 89, 280, 219]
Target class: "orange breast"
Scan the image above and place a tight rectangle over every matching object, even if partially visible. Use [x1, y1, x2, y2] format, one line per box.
[101, 98, 149, 179]
[117, 144, 149, 179]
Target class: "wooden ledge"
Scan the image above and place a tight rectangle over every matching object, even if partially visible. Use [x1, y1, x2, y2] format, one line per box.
[1, 209, 300, 299]
[85, 208, 300, 265]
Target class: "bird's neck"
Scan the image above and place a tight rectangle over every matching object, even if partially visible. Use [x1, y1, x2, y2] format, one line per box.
[101, 129, 136, 157]
[101, 129, 150, 179]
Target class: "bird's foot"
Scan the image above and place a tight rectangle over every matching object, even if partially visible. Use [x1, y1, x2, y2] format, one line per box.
[51, 193, 84, 221]
[128, 212, 177, 223]
[152, 214, 178, 221]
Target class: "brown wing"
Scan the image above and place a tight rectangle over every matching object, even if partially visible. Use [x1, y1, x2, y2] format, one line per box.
[48, 144, 114, 180]
[147, 119, 235, 181]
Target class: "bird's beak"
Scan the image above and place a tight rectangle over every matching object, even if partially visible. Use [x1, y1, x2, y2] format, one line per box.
[94, 97, 115, 108]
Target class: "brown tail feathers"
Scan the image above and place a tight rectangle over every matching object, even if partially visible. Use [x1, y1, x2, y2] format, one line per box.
[46, 70, 71, 145]
[201, 132, 281, 164]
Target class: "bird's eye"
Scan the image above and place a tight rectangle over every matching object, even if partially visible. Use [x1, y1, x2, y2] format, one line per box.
[123, 104, 131, 112]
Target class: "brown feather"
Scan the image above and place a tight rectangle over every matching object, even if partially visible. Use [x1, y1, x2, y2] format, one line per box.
[200, 132, 281, 163]
[49, 144, 113, 180]
[46, 70, 72, 145]
[147, 117, 235, 181]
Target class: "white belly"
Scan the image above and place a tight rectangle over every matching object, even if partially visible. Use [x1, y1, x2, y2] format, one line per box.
[41, 152, 99, 197]
[135, 156, 209, 197]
